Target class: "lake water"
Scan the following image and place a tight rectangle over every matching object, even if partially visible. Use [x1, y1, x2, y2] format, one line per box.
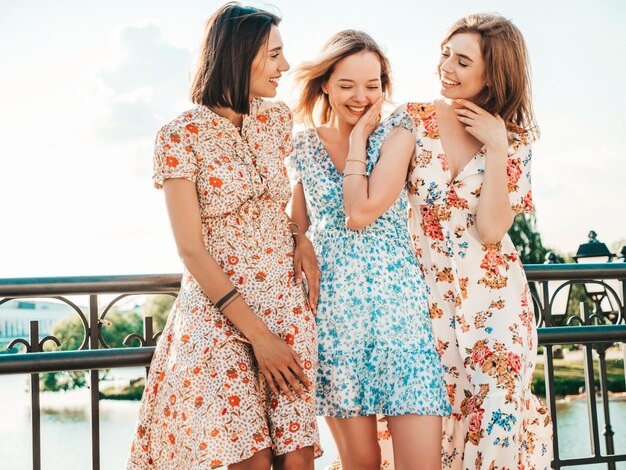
[1, 371, 625, 469]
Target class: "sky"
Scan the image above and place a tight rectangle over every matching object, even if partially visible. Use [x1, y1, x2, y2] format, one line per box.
[1, 0, 625, 278]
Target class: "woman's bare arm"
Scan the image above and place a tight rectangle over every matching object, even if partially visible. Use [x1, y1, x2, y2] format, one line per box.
[163, 178, 311, 401]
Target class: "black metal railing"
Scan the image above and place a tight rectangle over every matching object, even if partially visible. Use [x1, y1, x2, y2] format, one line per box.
[1, 265, 626, 469]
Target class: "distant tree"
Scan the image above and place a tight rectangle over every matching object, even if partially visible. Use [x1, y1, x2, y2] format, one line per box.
[41, 308, 142, 391]
[142, 295, 175, 332]
[508, 213, 548, 264]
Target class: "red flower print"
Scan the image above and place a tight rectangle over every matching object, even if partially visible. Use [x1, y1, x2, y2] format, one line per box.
[289, 421, 301, 433]
[193, 366, 201, 374]
[181, 334, 190, 343]
[285, 333, 295, 345]
[168, 433, 176, 444]
[470, 345, 493, 366]
[292, 306, 303, 315]
[170, 394, 176, 405]
[230, 432, 239, 442]
[228, 255, 239, 265]
[468, 409, 484, 433]
[506, 157, 523, 192]
[255, 271, 267, 282]
[257, 114, 268, 123]
[194, 396, 204, 409]
[137, 425, 146, 438]
[165, 156, 179, 167]
[271, 397, 279, 409]
[238, 361, 248, 372]
[506, 351, 522, 373]
[209, 177, 223, 188]
[253, 432, 265, 443]
[304, 360, 312, 370]
[228, 395, 241, 407]
[480, 248, 505, 274]
[169, 132, 181, 143]
[210, 429, 219, 438]
[210, 460, 223, 467]
[185, 123, 199, 134]
[275, 426, 284, 438]
[200, 441, 209, 450]
[226, 367, 238, 379]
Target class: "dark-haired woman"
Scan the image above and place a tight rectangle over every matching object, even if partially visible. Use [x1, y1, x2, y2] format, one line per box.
[126, 4, 321, 469]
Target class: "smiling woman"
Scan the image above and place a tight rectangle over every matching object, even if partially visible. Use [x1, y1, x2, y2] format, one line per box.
[125, 3, 322, 470]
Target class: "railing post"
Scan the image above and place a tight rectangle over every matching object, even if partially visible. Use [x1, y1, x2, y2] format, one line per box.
[88, 295, 100, 470]
[29, 321, 42, 470]
[596, 344, 616, 470]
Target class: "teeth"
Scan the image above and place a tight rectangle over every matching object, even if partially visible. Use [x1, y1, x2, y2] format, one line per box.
[269, 77, 280, 83]
[348, 106, 365, 112]
[442, 78, 460, 86]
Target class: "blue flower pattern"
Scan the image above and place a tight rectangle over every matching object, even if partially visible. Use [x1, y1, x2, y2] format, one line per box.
[286, 116, 451, 418]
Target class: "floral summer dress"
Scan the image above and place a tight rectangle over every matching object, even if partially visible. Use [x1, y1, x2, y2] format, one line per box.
[127, 100, 321, 469]
[394, 102, 552, 469]
[286, 117, 451, 423]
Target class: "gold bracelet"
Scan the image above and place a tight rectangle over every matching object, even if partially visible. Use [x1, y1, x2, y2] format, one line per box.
[346, 159, 366, 165]
[343, 172, 367, 177]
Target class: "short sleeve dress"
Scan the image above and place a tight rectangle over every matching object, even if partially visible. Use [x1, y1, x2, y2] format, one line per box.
[286, 116, 451, 421]
[127, 100, 321, 469]
[395, 102, 552, 469]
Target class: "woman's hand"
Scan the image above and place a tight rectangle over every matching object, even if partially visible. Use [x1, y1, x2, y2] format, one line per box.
[293, 234, 320, 314]
[454, 99, 508, 154]
[250, 330, 312, 402]
[349, 97, 384, 145]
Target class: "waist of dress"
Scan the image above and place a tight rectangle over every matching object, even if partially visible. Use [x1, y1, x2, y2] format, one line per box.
[309, 221, 411, 241]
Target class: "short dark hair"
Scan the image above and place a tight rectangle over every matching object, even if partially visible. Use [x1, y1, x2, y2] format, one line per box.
[190, 2, 281, 115]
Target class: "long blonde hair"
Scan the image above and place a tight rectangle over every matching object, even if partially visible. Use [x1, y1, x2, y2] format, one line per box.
[443, 13, 539, 138]
[293, 30, 392, 127]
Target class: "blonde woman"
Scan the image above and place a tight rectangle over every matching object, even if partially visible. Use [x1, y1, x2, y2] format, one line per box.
[286, 31, 450, 470]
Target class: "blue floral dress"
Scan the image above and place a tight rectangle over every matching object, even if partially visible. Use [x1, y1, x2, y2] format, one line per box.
[286, 116, 451, 419]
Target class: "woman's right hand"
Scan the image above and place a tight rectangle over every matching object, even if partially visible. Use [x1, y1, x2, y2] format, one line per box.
[250, 330, 311, 402]
[349, 96, 384, 144]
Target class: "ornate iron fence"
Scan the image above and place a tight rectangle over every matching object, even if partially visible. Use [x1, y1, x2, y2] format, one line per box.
[1, 265, 626, 469]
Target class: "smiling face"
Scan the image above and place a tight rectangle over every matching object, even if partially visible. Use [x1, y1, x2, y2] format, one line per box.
[249, 25, 290, 99]
[323, 51, 383, 127]
[438, 32, 487, 102]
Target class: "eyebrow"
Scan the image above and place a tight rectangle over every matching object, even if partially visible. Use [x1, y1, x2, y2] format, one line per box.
[268, 45, 283, 52]
[443, 47, 474, 63]
[337, 78, 381, 82]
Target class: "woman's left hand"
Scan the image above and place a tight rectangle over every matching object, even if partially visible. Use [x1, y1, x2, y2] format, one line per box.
[293, 234, 320, 314]
[454, 99, 508, 153]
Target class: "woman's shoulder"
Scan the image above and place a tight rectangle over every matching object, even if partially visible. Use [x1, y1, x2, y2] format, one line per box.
[404, 102, 436, 121]
[156, 105, 216, 141]
[506, 122, 535, 147]
[250, 99, 293, 125]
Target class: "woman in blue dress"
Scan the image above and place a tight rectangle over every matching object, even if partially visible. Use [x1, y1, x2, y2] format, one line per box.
[286, 30, 450, 470]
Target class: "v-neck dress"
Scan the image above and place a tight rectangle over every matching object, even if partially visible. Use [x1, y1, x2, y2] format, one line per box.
[127, 100, 321, 469]
[285, 120, 450, 419]
[393, 102, 552, 469]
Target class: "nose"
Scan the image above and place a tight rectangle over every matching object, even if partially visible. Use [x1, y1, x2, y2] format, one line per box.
[440, 56, 453, 74]
[279, 55, 290, 72]
[353, 86, 367, 103]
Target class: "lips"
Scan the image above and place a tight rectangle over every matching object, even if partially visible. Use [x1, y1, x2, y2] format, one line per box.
[441, 76, 460, 89]
[347, 105, 366, 115]
[269, 75, 281, 86]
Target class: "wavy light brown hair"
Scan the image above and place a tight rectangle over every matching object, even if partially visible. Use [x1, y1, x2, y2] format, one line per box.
[293, 30, 392, 127]
[190, 2, 280, 115]
[443, 13, 539, 138]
